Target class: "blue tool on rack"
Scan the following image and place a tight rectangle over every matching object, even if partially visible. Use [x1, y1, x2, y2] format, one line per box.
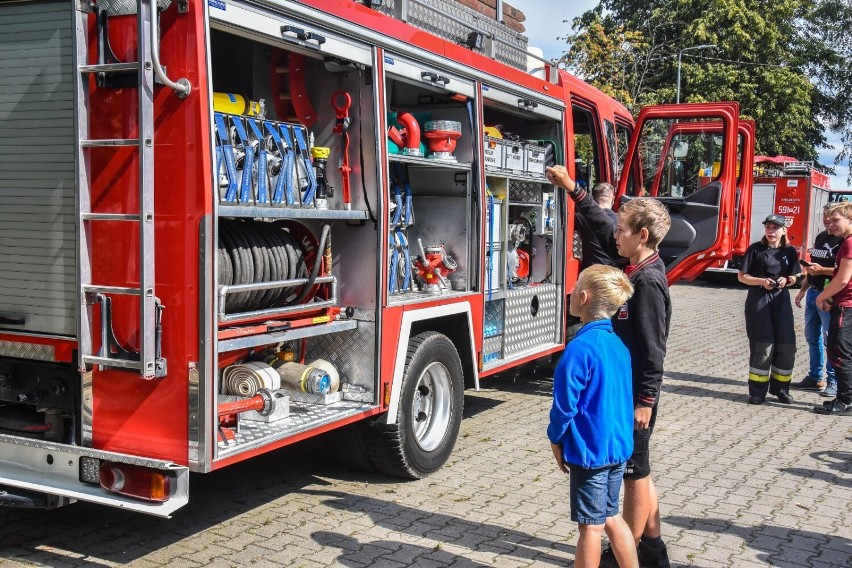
[394, 162, 414, 227]
[214, 113, 238, 203]
[230, 115, 255, 204]
[247, 118, 269, 205]
[264, 120, 292, 205]
[388, 231, 399, 294]
[390, 164, 404, 228]
[396, 228, 411, 291]
[279, 125, 299, 206]
[292, 126, 317, 206]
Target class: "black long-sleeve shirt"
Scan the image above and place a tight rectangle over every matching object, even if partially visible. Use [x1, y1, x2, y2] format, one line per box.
[570, 188, 672, 407]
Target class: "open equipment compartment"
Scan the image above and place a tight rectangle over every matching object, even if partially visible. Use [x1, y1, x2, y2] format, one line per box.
[207, 15, 381, 461]
[383, 53, 480, 302]
[480, 86, 565, 365]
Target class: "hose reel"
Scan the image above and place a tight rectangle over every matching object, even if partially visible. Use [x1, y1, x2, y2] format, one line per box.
[218, 219, 330, 315]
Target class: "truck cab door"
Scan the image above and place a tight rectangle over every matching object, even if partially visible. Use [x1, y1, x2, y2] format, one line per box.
[616, 102, 740, 284]
[731, 120, 755, 256]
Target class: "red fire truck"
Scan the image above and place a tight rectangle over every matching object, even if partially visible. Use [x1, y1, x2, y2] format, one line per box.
[0, 0, 744, 515]
[706, 156, 832, 271]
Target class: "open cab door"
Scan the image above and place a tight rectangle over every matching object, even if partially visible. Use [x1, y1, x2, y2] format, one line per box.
[731, 120, 755, 256]
[616, 103, 740, 284]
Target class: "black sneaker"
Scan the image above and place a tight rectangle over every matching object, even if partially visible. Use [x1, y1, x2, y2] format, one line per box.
[599, 546, 619, 568]
[638, 539, 671, 568]
[813, 400, 852, 416]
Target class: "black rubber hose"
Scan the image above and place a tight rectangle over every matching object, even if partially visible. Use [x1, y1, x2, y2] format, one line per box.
[252, 222, 283, 309]
[231, 221, 264, 311]
[218, 220, 246, 313]
[240, 221, 274, 310]
[223, 220, 254, 312]
[280, 230, 305, 305]
[261, 222, 290, 308]
[292, 224, 331, 305]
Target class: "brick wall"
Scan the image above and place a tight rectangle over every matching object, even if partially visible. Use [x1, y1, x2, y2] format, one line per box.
[452, 0, 526, 33]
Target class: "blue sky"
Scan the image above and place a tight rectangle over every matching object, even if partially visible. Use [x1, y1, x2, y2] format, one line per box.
[508, 0, 850, 190]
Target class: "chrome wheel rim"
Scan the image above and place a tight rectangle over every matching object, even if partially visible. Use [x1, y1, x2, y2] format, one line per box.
[411, 361, 452, 452]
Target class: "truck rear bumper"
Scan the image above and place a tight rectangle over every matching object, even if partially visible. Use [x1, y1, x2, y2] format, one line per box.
[0, 434, 189, 517]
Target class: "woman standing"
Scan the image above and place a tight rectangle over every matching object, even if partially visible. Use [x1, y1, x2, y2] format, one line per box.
[737, 214, 799, 405]
[814, 202, 852, 415]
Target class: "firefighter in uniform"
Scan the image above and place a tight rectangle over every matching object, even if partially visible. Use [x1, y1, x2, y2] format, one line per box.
[737, 214, 800, 405]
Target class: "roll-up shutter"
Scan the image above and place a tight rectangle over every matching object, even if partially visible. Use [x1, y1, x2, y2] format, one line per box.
[0, 1, 76, 337]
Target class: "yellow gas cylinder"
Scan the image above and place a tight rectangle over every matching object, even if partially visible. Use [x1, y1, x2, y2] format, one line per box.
[213, 92, 265, 117]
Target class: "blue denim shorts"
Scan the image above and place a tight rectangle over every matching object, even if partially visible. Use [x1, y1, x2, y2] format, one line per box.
[568, 462, 626, 525]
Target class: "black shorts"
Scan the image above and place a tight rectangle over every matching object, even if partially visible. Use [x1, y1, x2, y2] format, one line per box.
[624, 403, 658, 480]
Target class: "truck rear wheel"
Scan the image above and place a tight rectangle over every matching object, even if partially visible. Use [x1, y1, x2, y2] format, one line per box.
[365, 331, 464, 479]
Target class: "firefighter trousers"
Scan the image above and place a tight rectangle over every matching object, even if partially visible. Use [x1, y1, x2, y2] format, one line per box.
[745, 288, 796, 399]
[827, 306, 852, 405]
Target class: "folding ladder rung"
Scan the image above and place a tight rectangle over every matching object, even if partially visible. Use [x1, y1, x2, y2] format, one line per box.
[82, 356, 142, 371]
[81, 138, 140, 147]
[82, 285, 142, 296]
[81, 213, 141, 221]
[79, 62, 139, 75]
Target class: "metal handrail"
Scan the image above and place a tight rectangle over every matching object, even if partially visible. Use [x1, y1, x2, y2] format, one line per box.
[217, 275, 338, 321]
[148, 0, 191, 98]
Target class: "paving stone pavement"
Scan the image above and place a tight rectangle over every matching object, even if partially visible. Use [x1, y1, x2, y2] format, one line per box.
[0, 279, 851, 567]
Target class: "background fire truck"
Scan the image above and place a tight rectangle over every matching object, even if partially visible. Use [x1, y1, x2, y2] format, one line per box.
[0, 0, 742, 515]
[707, 156, 832, 272]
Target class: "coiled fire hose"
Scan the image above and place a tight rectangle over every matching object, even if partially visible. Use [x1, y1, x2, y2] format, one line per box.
[219, 219, 333, 313]
[223, 359, 340, 397]
[222, 361, 281, 397]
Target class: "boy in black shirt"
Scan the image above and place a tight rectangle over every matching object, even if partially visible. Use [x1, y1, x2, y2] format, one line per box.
[546, 165, 673, 568]
[794, 207, 842, 397]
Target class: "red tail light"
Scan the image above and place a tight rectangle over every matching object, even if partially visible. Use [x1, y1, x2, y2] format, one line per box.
[99, 462, 172, 502]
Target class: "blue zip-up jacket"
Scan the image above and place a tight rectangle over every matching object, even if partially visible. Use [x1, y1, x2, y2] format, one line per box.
[547, 319, 634, 469]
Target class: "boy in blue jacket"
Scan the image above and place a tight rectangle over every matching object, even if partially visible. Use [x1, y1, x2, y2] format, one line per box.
[547, 164, 672, 568]
[548, 265, 638, 568]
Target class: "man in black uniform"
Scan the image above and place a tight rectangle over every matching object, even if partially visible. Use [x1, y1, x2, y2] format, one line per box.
[574, 182, 619, 269]
[794, 207, 841, 397]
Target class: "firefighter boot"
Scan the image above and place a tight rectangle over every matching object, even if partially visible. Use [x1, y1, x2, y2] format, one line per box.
[638, 537, 671, 568]
[747, 379, 769, 405]
[769, 378, 793, 404]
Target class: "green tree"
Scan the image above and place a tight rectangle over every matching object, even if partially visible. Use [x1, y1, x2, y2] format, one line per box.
[800, 0, 852, 182]
[561, 0, 825, 161]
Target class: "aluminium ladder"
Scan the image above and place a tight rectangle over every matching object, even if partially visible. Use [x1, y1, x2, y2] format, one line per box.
[74, 0, 188, 380]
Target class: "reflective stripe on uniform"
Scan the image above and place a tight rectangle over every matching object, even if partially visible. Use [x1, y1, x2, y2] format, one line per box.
[770, 367, 793, 382]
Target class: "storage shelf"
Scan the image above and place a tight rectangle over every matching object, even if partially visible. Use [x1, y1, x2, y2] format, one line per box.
[387, 289, 475, 307]
[390, 154, 472, 171]
[485, 170, 549, 184]
[218, 205, 368, 221]
[508, 201, 540, 207]
[217, 319, 358, 353]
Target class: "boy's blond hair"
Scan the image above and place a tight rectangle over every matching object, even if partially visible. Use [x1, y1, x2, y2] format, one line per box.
[576, 265, 634, 320]
[828, 201, 852, 220]
[619, 198, 672, 250]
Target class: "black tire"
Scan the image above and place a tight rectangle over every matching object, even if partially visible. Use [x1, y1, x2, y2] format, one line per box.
[363, 331, 464, 479]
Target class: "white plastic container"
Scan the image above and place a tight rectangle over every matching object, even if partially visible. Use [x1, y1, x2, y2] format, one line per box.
[503, 140, 524, 173]
[484, 136, 505, 171]
[525, 143, 546, 177]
